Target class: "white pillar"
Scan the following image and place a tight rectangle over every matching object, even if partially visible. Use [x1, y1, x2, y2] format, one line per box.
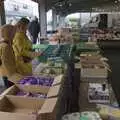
[52, 9, 57, 30]
[38, 0, 47, 37]
[0, 1, 6, 26]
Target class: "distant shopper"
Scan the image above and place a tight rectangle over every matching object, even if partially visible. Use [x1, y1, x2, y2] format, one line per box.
[28, 16, 40, 44]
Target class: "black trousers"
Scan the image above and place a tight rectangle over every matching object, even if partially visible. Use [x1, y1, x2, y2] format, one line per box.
[2, 76, 14, 88]
[33, 36, 38, 44]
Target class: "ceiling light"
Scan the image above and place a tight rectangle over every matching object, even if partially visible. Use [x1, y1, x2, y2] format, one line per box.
[69, 3, 72, 6]
[115, 0, 118, 3]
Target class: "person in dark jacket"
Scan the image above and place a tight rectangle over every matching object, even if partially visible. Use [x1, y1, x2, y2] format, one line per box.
[28, 17, 40, 44]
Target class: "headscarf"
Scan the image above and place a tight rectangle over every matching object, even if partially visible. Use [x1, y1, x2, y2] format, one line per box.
[0, 24, 16, 76]
[16, 17, 30, 33]
[0, 24, 16, 45]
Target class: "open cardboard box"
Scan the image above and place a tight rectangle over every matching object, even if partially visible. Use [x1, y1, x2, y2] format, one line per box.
[0, 96, 57, 120]
[8, 73, 24, 84]
[9, 75, 64, 94]
[1, 84, 61, 99]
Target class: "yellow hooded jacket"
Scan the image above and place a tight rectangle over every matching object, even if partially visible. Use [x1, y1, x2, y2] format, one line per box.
[0, 43, 16, 77]
[0, 25, 16, 77]
[13, 32, 32, 76]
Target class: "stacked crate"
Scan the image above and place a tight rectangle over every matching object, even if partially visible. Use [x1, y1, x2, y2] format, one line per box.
[79, 53, 110, 112]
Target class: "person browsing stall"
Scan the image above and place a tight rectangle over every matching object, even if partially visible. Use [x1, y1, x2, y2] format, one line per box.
[13, 18, 41, 76]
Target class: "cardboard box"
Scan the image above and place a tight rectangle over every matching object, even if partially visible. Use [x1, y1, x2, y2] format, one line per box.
[80, 55, 102, 60]
[1, 84, 61, 99]
[81, 64, 108, 78]
[0, 96, 57, 120]
[8, 73, 24, 83]
[80, 55, 109, 79]
[10, 75, 64, 94]
[81, 77, 107, 83]
[80, 57, 106, 66]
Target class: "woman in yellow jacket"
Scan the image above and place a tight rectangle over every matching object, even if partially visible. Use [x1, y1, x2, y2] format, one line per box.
[13, 18, 40, 76]
[0, 24, 17, 87]
[0, 24, 16, 77]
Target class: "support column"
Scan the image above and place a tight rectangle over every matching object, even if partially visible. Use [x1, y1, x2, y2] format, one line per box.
[57, 15, 60, 27]
[79, 13, 82, 27]
[52, 9, 57, 30]
[38, 0, 47, 37]
[0, 1, 6, 26]
[59, 16, 65, 27]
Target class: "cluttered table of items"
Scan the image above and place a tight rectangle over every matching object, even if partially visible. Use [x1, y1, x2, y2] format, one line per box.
[64, 41, 120, 120]
[0, 43, 75, 120]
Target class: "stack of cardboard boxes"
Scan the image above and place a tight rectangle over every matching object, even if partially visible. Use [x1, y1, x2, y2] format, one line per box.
[79, 53, 110, 111]
[0, 75, 66, 120]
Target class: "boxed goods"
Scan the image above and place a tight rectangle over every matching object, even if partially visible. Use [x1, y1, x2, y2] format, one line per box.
[9, 74, 63, 94]
[33, 58, 65, 76]
[80, 55, 108, 79]
[17, 75, 64, 94]
[38, 67, 64, 76]
[1, 84, 61, 99]
[81, 63, 108, 78]
[80, 52, 100, 57]
[88, 83, 110, 103]
[76, 42, 99, 52]
[80, 55, 103, 63]
[80, 54, 110, 79]
[0, 96, 57, 120]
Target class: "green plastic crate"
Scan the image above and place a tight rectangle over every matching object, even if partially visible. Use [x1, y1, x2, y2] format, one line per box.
[76, 42, 100, 52]
[32, 44, 48, 51]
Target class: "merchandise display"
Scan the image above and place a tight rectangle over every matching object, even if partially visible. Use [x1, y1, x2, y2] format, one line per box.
[16, 91, 47, 98]
[49, 27, 73, 44]
[62, 112, 102, 120]
[33, 57, 66, 76]
[32, 44, 48, 52]
[0, 22, 118, 120]
[80, 54, 109, 79]
[19, 76, 54, 86]
[37, 44, 73, 62]
[90, 29, 120, 41]
[40, 67, 64, 76]
[0, 96, 58, 120]
[88, 83, 110, 103]
[0, 74, 64, 120]
[76, 42, 100, 55]
[78, 39, 114, 117]
[81, 112, 102, 120]
[98, 104, 120, 120]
